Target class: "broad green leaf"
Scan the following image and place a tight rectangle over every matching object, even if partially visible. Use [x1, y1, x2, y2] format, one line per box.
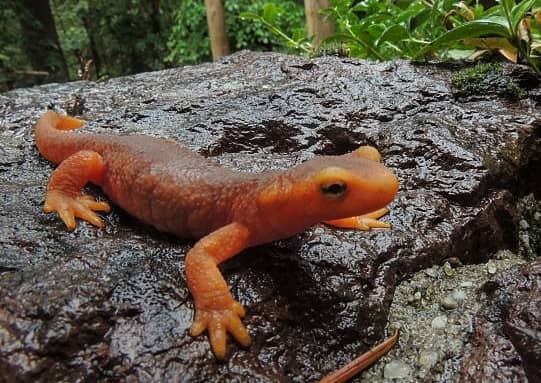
[395, 5, 426, 24]
[358, 13, 393, 25]
[377, 24, 409, 46]
[414, 20, 512, 59]
[511, 0, 538, 30]
[500, 0, 515, 15]
[482, 15, 511, 28]
[500, 0, 516, 33]
[263, 2, 280, 24]
[367, 23, 386, 39]
[410, 8, 431, 31]
[331, 0, 353, 14]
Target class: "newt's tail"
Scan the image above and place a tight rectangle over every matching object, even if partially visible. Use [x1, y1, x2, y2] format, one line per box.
[35, 111, 87, 164]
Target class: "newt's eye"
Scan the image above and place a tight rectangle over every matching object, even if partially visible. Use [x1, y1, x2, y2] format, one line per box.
[321, 181, 347, 199]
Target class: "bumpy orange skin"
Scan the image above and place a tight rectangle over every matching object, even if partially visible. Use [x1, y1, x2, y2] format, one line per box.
[35, 111, 399, 359]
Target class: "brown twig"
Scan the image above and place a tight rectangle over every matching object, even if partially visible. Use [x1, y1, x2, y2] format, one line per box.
[319, 328, 400, 383]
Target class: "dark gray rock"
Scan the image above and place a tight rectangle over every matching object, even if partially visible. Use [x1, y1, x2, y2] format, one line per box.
[459, 259, 541, 383]
[0, 51, 539, 382]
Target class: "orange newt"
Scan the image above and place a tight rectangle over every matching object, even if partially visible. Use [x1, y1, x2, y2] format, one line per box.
[35, 111, 399, 361]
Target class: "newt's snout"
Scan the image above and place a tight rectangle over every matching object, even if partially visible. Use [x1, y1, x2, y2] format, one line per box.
[372, 165, 399, 206]
[339, 159, 399, 216]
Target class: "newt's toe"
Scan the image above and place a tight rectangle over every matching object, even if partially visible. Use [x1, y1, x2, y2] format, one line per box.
[324, 207, 391, 231]
[44, 190, 109, 230]
[356, 208, 391, 230]
[190, 300, 251, 359]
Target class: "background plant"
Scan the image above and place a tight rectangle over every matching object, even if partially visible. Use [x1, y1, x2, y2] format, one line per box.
[322, 0, 462, 60]
[246, 0, 541, 76]
[243, 0, 469, 59]
[0, 0, 304, 91]
[239, 2, 311, 54]
[414, 0, 541, 75]
[167, 0, 305, 64]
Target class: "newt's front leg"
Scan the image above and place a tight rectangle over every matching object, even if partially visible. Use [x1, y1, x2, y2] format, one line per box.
[185, 222, 252, 359]
[43, 150, 111, 230]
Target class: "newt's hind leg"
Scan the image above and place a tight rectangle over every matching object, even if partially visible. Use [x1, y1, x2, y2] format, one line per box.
[43, 150, 110, 230]
[324, 207, 391, 230]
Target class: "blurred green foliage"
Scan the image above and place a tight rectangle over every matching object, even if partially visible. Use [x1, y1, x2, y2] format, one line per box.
[0, 5, 33, 89]
[3, 0, 539, 93]
[166, 0, 304, 64]
[0, 0, 303, 91]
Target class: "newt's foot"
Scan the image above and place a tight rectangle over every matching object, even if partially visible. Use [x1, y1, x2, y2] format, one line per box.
[190, 300, 251, 359]
[44, 191, 111, 230]
[324, 207, 391, 230]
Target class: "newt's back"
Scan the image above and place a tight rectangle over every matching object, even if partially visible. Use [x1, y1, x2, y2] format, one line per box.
[35, 111, 257, 238]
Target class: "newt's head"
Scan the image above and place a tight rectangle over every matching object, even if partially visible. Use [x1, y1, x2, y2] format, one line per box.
[257, 152, 399, 233]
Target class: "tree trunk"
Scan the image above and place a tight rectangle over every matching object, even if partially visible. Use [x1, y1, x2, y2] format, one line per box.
[304, 0, 334, 46]
[14, 0, 69, 83]
[204, 0, 229, 60]
[149, 0, 162, 36]
[81, 0, 102, 78]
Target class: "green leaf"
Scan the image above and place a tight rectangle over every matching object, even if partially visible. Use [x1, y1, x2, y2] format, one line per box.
[511, 0, 537, 30]
[500, 0, 515, 14]
[367, 23, 386, 39]
[410, 8, 431, 31]
[263, 2, 280, 24]
[483, 15, 512, 28]
[500, 0, 515, 32]
[377, 24, 408, 46]
[414, 20, 512, 59]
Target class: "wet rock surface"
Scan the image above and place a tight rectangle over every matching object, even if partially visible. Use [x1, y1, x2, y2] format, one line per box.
[0, 51, 540, 382]
[360, 250, 528, 383]
[459, 258, 541, 383]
